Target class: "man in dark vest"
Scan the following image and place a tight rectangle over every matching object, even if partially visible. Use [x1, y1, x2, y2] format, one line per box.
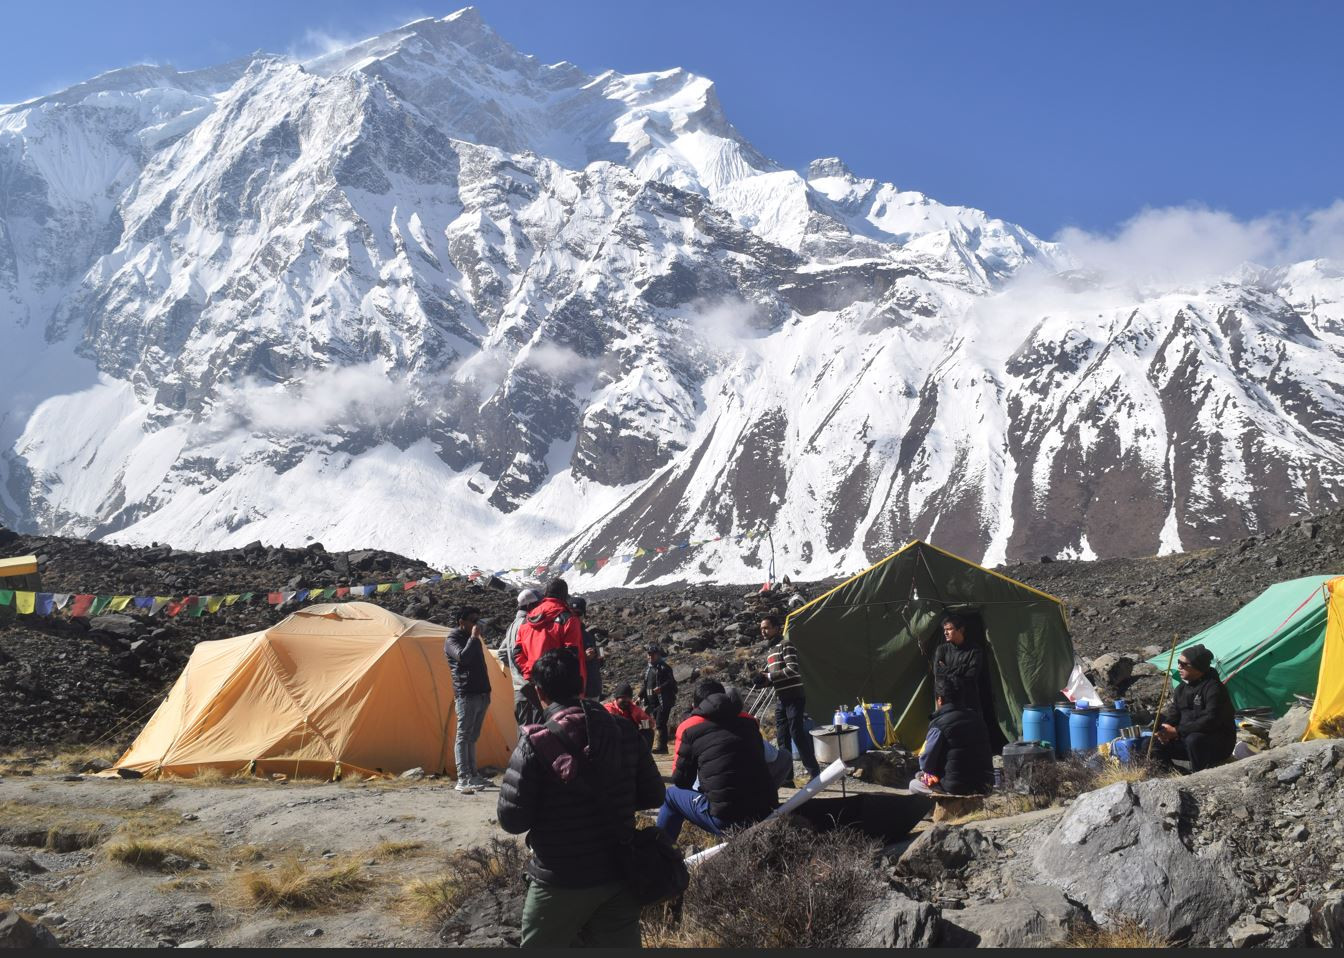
[908, 675, 994, 796]
[1151, 643, 1236, 772]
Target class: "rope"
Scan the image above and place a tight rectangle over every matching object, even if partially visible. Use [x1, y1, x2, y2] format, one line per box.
[1222, 584, 1328, 683]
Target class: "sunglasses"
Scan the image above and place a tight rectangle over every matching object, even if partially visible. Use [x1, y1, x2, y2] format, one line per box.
[1177, 660, 1191, 668]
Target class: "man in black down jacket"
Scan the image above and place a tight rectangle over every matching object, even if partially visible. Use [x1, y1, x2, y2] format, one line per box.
[909, 676, 994, 796]
[1152, 643, 1236, 772]
[657, 680, 777, 841]
[444, 606, 492, 793]
[932, 612, 1005, 753]
[498, 650, 664, 948]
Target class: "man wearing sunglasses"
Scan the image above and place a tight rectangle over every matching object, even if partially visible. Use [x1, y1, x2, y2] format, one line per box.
[1152, 644, 1236, 772]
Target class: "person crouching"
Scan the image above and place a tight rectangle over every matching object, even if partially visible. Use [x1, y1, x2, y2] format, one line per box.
[656, 680, 777, 841]
[909, 675, 994, 796]
[605, 682, 655, 751]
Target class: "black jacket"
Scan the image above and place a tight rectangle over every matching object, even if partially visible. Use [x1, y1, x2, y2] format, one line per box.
[641, 659, 677, 707]
[933, 639, 988, 706]
[443, 627, 491, 697]
[497, 699, 665, 887]
[1161, 668, 1236, 742]
[672, 693, 777, 825]
[924, 703, 994, 795]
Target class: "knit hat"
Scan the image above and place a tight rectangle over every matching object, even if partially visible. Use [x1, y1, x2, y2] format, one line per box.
[516, 588, 541, 610]
[614, 682, 634, 699]
[1183, 643, 1214, 671]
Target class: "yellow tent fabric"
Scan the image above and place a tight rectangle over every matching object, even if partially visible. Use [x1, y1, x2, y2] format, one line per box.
[108, 602, 517, 779]
[1306, 577, 1344, 740]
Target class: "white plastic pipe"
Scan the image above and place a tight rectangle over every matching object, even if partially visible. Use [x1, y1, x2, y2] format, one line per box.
[683, 757, 848, 866]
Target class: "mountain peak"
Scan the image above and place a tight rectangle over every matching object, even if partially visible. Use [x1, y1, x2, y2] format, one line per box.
[807, 157, 855, 180]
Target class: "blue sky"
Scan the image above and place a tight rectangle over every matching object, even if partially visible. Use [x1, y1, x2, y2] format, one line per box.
[5, 1, 1341, 237]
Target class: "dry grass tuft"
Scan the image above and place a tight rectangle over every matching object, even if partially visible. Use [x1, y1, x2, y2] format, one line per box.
[1091, 759, 1165, 789]
[374, 839, 425, 858]
[1064, 918, 1171, 948]
[240, 856, 372, 911]
[950, 792, 1035, 823]
[400, 838, 526, 927]
[105, 835, 216, 869]
[642, 815, 883, 948]
[230, 844, 268, 864]
[1319, 715, 1344, 739]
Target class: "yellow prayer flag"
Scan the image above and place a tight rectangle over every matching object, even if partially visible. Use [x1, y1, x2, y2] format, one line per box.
[376, 583, 393, 594]
[108, 595, 132, 612]
[16, 591, 35, 614]
[224, 594, 241, 606]
[207, 596, 225, 613]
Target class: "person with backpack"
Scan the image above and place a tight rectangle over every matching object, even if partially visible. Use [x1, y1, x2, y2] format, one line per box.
[443, 605, 493, 794]
[657, 679, 777, 841]
[500, 589, 544, 726]
[498, 650, 665, 948]
[513, 578, 586, 695]
[639, 645, 677, 753]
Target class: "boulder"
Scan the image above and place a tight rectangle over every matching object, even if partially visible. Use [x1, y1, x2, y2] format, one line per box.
[852, 891, 943, 947]
[1312, 891, 1344, 948]
[1269, 706, 1311, 748]
[1089, 653, 1134, 692]
[940, 882, 1085, 948]
[0, 851, 45, 874]
[88, 614, 141, 638]
[0, 910, 60, 948]
[1031, 781, 1244, 945]
[895, 824, 988, 880]
[1227, 919, 1273, 948]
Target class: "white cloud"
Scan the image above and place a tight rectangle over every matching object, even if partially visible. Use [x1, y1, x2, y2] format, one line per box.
[519, 341, 598, 379]
[687, 297, 767, 358]
[201, 361, 411, 438]
[1055, 200, 1344, 289]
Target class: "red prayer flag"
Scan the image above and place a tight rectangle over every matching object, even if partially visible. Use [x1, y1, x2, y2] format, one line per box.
[336, 587, 350, 598]
[403, 581, 417, 591]
[595, 557, 609, 569]
[166, 600, 184, 617]
[70, 594, 95, 617]
[267, 592, 284, 605]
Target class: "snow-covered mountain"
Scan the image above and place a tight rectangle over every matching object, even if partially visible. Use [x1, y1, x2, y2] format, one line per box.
[2, 7, 1342, 584]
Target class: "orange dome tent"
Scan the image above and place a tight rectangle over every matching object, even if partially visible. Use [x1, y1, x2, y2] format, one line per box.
[108, 602, 517, 779]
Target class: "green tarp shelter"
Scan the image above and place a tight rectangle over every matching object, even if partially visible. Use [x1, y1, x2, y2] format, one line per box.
[1146, 574, 1336, 717]
[784, 541, 1077, 748]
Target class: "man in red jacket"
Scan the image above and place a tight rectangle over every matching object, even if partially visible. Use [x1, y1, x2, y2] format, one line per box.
[513, 578, 587, 691]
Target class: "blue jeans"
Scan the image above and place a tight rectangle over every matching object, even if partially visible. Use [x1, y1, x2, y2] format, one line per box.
[454, 691, 490, 780]
[657, 785, 727, 841]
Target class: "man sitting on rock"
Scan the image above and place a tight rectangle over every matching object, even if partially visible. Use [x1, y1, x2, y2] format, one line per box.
[604, 682, 654, 750]
[1151, 643, 1236, 772]
[657, 680, 777, 841]
[909, 676, 994, 796]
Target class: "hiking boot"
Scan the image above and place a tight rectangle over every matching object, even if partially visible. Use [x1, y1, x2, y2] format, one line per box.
[470, 775, 497, 790]
[454, 780, 477, 794]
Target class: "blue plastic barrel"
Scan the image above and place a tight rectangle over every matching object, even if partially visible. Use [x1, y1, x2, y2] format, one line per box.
[1097, 706, 1131, 747]
[1068, 706, 1100, 754]
[1022, 704, 1055, 749]
[865, 703, 889, 750]
[1053, 702, 1073, 757]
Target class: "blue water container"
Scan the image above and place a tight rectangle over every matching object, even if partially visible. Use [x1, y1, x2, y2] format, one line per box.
[1113, 731, 1153, 764]
[1097, 706, 1131, 747]
[1022, 704, 1055, 749]
[1068, 706, 1100, 754]
[1053, 702, 1073, 757]
[865, 703, 889, 750]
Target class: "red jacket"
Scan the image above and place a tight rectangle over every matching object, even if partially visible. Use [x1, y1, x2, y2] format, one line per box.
[513, 596, 587, 686]
[604, 699, 652, 727]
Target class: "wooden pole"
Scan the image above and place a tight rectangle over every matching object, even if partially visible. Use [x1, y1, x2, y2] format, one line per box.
[1147, 632, 1181, 760]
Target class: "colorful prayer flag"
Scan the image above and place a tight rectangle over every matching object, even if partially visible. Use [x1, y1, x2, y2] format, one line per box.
[35, 593, 54, 615]
[206, 596, 225, 613]
[133, 597, 154, 611]
[108, 595, 132, 612]
[267, 592, 284, 605]
[16, 591, 35, 614]
[293, 589, 309, 603]
[151, 597, 171, 615]
[375, 583, 392, 594]
[596, 558, 609, 569]
[336, 587, 350, 598]
[0, 589, 12, 607]
[90, 596, 112, 616]
[224, 594, 241, 606]
[69, 594, 94, 617]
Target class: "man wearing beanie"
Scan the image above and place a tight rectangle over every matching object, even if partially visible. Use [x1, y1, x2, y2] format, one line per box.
[1152, 643, 1236, 772]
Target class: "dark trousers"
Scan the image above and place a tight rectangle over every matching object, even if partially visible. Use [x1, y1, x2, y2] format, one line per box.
[1150, 731, 1234, 773]
[651, 697, 675, 751]
[514, 685, 543, 728]
[775, 695, 820, 777]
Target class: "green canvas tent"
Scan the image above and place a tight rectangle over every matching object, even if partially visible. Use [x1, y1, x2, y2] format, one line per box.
[784, 541, 1077, 748]
[1146, 574, 1337, 717]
